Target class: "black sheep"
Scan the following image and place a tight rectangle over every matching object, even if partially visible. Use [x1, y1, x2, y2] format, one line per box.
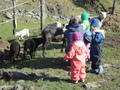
[24, 38, 43, 59]
[41, 19, 74, 58]
[9, 41, 20, 63]
[42, 26, 67, 58]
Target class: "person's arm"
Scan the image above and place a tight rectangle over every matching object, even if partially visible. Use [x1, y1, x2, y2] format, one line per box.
[93, 33, 104, 43]
[63, 45, 75, 62]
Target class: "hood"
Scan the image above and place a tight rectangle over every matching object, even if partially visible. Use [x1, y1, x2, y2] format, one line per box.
[81, 12, 89, 20]
[68, 23, 83, 32]
[73, 41, 85, 55]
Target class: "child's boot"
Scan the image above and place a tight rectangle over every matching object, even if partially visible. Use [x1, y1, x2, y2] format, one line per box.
[88, 69, 96, 73]
[97, 65, 103, 74]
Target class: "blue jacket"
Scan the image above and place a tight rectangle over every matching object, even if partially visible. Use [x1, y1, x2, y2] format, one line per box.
[90, 32, 104, 57]
[64, 23, 85, 53]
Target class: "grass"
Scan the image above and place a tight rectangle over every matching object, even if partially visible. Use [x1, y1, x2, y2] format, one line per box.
[0, 17, 120, 90]
[0, 0, 120, 89]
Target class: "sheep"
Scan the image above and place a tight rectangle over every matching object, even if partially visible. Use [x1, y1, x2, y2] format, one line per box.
[24, 38, 43, 59]
[41, 19, 74, 58]
[89, 12, 107, 27]
[9, 41, 20, 63]
[49, 21, 62, 28]
[14, 28, 29, 40]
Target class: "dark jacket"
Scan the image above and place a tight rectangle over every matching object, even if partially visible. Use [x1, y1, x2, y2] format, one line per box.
[90, 32, 104, 58]
[64, 23, 85, 53]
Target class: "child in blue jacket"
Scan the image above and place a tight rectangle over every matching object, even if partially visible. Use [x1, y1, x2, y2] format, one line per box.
[89, 19, 105, 74]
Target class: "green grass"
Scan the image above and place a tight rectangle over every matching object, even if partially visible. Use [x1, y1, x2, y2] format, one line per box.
[0, 28, 120, 90]
[0, 15, 120, 89]
[0, 0, 120, 89]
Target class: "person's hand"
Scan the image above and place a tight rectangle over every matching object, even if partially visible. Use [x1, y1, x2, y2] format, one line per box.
[92, 31, 96, 34]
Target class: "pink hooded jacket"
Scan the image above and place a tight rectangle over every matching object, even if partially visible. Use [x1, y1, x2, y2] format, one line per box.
[64, 41, 87, 71]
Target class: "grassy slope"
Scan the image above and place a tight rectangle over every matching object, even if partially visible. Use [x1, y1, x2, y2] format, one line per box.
[0, 0, 120, 90]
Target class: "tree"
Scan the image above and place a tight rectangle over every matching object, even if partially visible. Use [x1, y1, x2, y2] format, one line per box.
[111, 0, 116, 14]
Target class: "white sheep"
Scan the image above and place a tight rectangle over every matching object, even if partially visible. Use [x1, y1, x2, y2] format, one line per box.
[89, 12, 107, 27]
[15, 28, 29, 40]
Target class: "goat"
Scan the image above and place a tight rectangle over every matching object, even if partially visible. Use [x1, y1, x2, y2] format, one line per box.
[14, 28, 29, 40]
[89, 12, 107, 27]
[9, 41, 20, 63]
[24, 38, 43, 59]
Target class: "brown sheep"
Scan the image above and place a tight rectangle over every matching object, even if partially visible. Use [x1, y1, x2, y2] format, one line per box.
[9, 41, 20, 63]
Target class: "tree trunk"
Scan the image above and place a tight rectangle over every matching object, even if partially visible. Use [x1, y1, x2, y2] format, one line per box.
[112, 0, 116, 14]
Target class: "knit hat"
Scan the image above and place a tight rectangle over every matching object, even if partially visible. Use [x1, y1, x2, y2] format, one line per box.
[90, 19, 100, 27]
[72, 31, 82, 41]
[81, 12, 89, 20]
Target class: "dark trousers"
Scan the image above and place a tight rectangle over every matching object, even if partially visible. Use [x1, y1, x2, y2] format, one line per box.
[90, 56, 102, 69]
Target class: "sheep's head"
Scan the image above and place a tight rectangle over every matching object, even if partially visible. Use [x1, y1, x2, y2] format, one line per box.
[14, 32, 19, 36]
[99, 12, 107, 21]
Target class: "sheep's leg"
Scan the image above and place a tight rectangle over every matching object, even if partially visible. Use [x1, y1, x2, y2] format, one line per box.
[11, 53, 17, 63]
[42, 40, 50, 58]
[33, 48, 36, 57]
[17, 46, 20, 58]
[30, 50, 33, 59]
[61, 38, 67, 53]
[23, 50, 27, 60]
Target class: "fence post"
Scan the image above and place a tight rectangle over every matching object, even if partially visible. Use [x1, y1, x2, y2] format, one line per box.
[40, 0, 45, 32]
[12, 0, 17, 35]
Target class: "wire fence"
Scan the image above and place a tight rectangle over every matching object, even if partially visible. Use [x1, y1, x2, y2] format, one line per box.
[0, 1, 30, 12]
[0, 0, 40, 25]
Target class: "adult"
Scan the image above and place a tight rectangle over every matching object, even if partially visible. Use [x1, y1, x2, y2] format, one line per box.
[64, 16, 85, 54]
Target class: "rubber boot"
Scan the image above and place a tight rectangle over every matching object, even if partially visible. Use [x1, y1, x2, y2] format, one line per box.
[89, 69, 96, 73]
[97, 65, 103, 74]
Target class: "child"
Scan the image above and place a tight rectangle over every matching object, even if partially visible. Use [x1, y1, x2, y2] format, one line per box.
[81, 12, 90, 31]
[81, 12, 92, 63]
[89, 19, 105, 74]
[63, 31, 87, 84]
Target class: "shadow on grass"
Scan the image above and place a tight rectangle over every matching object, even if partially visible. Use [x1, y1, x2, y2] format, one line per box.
[37, 42, 64, 51]
[0, 57, 69, 71]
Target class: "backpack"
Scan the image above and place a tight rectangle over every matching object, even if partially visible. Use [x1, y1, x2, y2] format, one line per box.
[84, 31, 92, 43]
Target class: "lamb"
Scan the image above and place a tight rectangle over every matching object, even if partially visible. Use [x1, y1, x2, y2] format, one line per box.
[14, 28, 29, 40]
[9, 41, 20, 63]
[24, 38, 43, 59]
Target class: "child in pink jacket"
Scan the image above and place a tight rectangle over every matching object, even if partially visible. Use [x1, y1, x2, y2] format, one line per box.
[64, 31, 87, 84]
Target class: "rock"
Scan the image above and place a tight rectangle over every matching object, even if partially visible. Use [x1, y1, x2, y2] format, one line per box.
[24, 86, 34, 90]
[0, 39, 10, 61]
[83, 80, 106, 89]
[4, 12, 13, 19]
[17, 80, 25, 83]
[38, 85, 47, 90]
[103, 64, 111, 68]
[1, 70, 35, 81]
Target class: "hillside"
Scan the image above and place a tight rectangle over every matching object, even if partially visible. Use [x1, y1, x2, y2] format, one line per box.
[0, 0, 120, 32]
